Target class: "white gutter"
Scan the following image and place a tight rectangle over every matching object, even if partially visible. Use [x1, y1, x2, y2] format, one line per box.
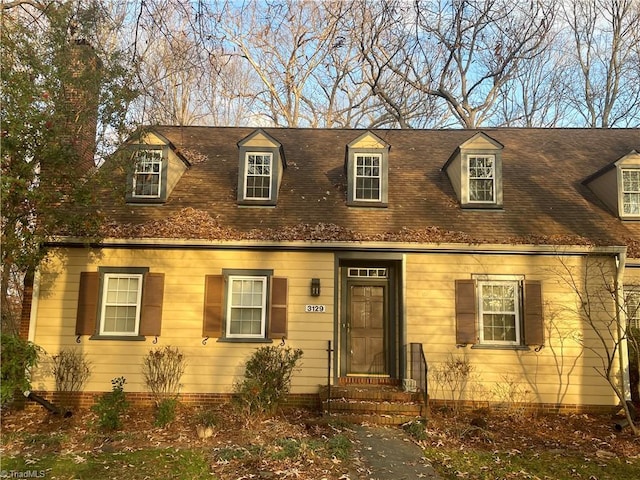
[27, 269, 41, 342]
[46, 236, 628, 257]
[28, 268, 40, 342]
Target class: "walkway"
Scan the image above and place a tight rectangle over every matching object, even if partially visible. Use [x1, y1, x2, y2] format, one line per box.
[350, 425, 441, 479]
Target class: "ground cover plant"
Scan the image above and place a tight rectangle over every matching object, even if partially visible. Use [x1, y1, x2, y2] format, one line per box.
[2, 402, 640, 479]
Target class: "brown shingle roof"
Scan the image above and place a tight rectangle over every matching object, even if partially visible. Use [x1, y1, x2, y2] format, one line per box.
[97, 127, 640, 256]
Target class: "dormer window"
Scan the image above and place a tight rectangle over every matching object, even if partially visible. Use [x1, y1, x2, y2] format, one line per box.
[468, 155, 496, 203]
[245, 152, 273, 200]
[355, 153, 382, 201]
[622, 168, 640, 215]
[583, 150, 640, 220]
[133, 150, 163, 198]
[442, 132, 504, 209]
[346, 132, 390, 207]
[237, 130, 285, 206]
[125, 129, 190, 205]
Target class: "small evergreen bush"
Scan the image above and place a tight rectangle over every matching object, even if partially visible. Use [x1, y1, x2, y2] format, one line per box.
[0, 334, 42, 406]
[154, 397, 179, 427]
[92, 376, 129, 431]
[233, 345, 303, 416]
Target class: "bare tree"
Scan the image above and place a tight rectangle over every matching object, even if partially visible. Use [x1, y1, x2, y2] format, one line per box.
[201, 0, 351, 127]
[363, 0, 557, 128]
[553, 253, 637, 435]
[561, 0, 640, 127]
[494, 42, 573, 127]
[346, 0, 451, 128]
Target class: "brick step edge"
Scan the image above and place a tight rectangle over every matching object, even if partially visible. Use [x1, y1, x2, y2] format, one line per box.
[319, 386, 424, 403]
[322, 412, 423, 426]
[322, 399, 425, 416]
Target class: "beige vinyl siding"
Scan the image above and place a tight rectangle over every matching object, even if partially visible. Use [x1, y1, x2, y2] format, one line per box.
[404, 252, 621, 407]
[32, 244, 626, 408]
[32, 247, 335, 395]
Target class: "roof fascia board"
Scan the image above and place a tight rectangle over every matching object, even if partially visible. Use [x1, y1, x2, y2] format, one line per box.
[44, 237, 626, 256]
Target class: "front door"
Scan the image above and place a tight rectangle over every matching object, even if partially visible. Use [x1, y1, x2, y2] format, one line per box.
[346, 281, 388, 375]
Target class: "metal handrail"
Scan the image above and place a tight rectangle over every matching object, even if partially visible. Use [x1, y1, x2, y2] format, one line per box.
[409, 343, 428, 406]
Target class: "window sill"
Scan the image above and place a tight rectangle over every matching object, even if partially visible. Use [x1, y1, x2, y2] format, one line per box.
[216, 337, 274, 344]
[89, 335, 147, 341]
[461, 204, 503, 210]
[347, 202, 388, 208]
[471, 344, 530, 351]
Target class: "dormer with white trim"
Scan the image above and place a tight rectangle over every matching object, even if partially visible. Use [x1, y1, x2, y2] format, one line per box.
[126, 129, 190, 204]
[583, 150, 640, 220]
[237, 129, 286, 206]
[443, 132, 504, 209]
[345, 131, 390, 207]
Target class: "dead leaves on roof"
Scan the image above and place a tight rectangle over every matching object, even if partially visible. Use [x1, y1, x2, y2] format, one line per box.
[100, 207, 638, 256]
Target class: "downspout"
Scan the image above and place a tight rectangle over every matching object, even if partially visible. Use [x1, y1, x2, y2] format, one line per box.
[615, 247, 630, 403]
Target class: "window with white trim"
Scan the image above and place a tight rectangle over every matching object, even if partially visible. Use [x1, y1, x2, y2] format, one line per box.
[627, 289, 640, 330]
[100, 273, 143, 336]
[226, 275, 267, 338]
[354, 153, 382, 201]
[468, 155, 495, 203]
[622, 169, 640, 216]
[244, 153, 272, 200]
[478, 279, 521, 345]
[133, 150, 163, 198]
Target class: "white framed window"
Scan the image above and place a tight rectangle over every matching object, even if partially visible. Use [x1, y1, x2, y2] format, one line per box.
[354, 153, 382, 201]
[477, 279, 521, 345]
[244, 153, 272, 200]
[226, 275, 267, 338]
[622, 169, 640, 216]
[627, 289, 640, 330]
[100, 273, 143, 336]
[468, 155, 496, 203]
[133, 150, 163, 198]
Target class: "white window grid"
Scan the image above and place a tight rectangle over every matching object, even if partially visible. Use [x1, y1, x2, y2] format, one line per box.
[354, 153, 382, 201]
[245, 153, 272, 200]
[100, 273, 143, 336]
[226, 275, 267, 338]
[622, 169, 640, 215]
[477, 280, 521, 345]
[627, 290, 640, 330]
[133, 150, 162, 198]
[468, 155, 495, 203]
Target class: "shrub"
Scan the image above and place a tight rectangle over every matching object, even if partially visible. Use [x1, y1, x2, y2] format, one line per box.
[142, 345, 186, 404]
[233, 345, 303, 416]
[0, 334, 42, 406]
[51, 348, 91, 392]
[142, 346, 186, 427]
[154, 398, 178, 428]
[429, 354, 474, 414]
[92, 376, 129, 431]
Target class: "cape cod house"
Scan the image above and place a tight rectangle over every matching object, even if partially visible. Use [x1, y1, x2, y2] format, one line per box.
[23, 126, 640, 416]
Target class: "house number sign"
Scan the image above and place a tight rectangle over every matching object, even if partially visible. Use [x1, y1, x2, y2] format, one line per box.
[305, 305, 326, 313]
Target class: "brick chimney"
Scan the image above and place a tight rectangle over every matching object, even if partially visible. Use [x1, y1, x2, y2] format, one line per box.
[61, 38, 101, 176]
